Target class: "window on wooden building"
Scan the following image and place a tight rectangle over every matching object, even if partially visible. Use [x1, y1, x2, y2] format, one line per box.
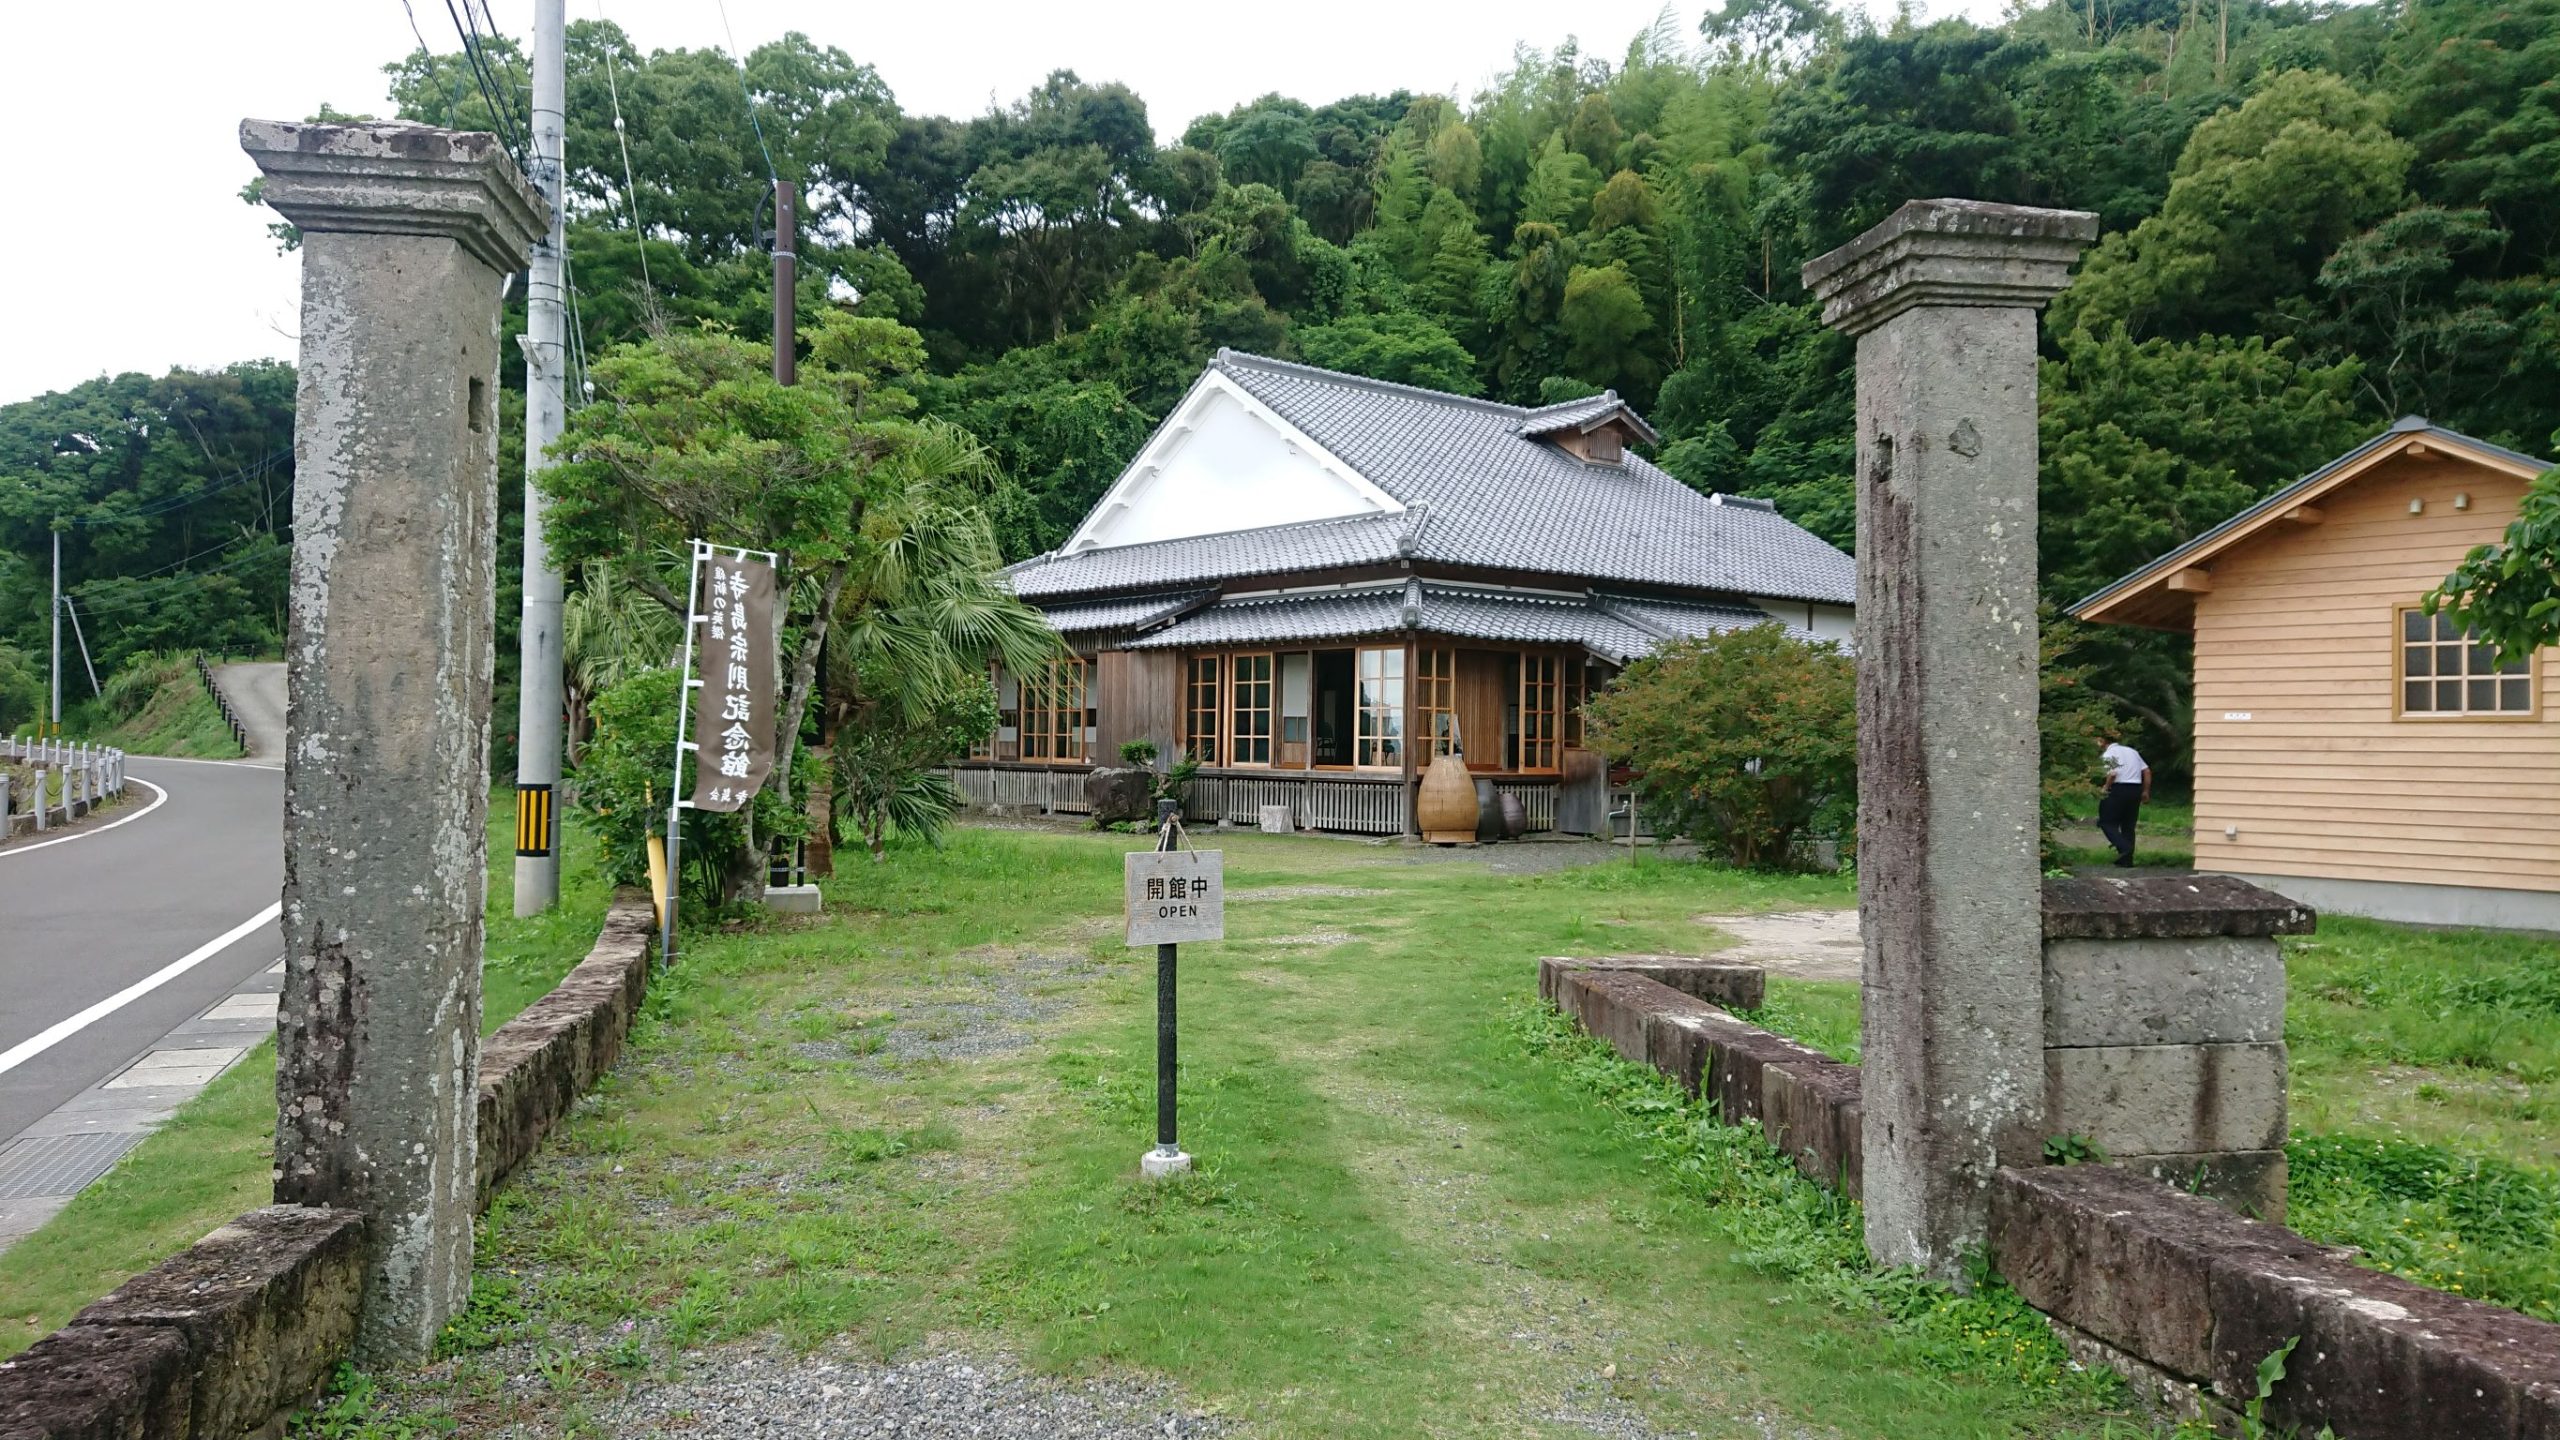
[1562, 658, 1604, 748]
[1519, 653, 1561, 771]
[1356, 647, 1405, 769]
[1186, 656, 1223, 766]
[2400, 608, 2534, 717]
[1021, 656, 1091, 762]
[1417, 647, 1457, 758]
[1230, 653, 1274, 765]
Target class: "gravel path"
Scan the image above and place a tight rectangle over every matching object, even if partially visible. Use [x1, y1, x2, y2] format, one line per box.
[382, 1338, 1223, 1438]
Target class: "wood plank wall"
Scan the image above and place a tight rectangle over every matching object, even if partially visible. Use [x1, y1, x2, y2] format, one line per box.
[2190, 451, 2560, 894]
[1097, 649, 1183, 765]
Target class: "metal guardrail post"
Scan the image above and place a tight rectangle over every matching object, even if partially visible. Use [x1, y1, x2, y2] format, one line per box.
[31, 769, 47, 832]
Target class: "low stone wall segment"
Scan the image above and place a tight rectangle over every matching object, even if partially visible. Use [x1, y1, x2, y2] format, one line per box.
[475, 892, 658, 1208]
[0, 890, 659, 1438]
[1539, 939, 2560, 1437]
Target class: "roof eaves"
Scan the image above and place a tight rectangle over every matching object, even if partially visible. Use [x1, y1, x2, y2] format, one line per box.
[2070, 420, 2554, 620]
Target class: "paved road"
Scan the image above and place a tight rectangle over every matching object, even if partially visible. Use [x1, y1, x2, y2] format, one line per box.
[0, 753, 283, 1147]
[211, 662, 287, 763]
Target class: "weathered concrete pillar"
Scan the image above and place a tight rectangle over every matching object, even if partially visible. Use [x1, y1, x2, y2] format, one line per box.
[1803, 199, 2096, 1279]
[242, 119, 544, 1363]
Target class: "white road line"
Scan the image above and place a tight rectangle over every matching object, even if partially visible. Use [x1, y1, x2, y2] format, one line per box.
[0, 903, 283, 1079]
[0, 778, 169, 860]
[132, 755, 277, 770]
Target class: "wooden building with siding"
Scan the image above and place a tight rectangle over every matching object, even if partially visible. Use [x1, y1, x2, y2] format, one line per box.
[957, 350, 1857, 836]
[2074, 417, 2560, 928]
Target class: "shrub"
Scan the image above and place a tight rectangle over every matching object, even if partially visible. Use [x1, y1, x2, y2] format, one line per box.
[574, 666, 808, 908]
[1587, 625, 1854, 868]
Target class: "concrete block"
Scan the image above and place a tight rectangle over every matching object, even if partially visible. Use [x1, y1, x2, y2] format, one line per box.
[2114, 1149, 2287, 1223]
[0, 1324, 192, 1440]
[762, 884, 823, 914]
[71, 1206, 364, 1439]
[2046, 1043, 2286, 1158]
[1763, 1060, 1864, 1196]
[2044, 936, 2283, 1048]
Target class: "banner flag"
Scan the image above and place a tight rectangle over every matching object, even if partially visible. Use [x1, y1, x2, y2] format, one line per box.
[686, 550, 777, 813]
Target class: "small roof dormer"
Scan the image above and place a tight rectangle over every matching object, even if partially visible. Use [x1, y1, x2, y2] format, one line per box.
[1515, 391, 1660, 467]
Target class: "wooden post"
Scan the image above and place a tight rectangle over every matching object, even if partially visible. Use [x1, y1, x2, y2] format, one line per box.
[1400, 635, 1420, 835]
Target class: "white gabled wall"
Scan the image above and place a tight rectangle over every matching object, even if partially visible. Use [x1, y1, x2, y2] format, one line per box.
[1749, 597, 1856, 645]
[1064, 371, 1401, 552]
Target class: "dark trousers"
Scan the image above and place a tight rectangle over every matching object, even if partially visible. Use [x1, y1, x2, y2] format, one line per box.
[2097, 783, 2144, 864]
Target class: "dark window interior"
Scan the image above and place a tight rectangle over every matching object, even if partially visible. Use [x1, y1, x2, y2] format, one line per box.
[1313, 649, 1355, 766]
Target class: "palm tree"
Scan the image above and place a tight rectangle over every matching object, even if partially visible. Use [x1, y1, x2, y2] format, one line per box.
[817, 421, 1061, 864]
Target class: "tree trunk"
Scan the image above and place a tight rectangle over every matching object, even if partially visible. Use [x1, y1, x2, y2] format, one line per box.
[737, 560, 852, 902]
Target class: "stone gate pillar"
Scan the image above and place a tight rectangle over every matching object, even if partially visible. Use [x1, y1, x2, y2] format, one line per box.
[1802, 200, 2096, 1279]
[242, 119, 545, 1362]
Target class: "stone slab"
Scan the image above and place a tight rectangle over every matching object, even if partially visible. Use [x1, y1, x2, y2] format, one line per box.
[198, 994, 278, 1023]
[1995, 1163, 2560, 1439]
[72, 1206, 364, 1439]
[2044, 935, 2283, 1048]
[101, 1049, 247, 1091]
[1540, 955, 1765, 1012]
[2041, 874, 2315, 941]
[0, 1322, 193, 1440]
[2046, 1043, 2286, 1158]
[2114, 1149, 2287, 1223]
[1763, 1058, 1864, 1195]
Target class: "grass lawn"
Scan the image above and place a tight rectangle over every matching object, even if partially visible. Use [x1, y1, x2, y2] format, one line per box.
[2050, 794, 2196, 871]
[0, 803, 612, 1360]
[341, 826, 2157, 1439]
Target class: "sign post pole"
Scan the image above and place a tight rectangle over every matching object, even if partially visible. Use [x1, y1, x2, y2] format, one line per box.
[1151, 800, 1185, 1176]
[662, 540, 707, 969]
[1127, 796, 1220, 1180]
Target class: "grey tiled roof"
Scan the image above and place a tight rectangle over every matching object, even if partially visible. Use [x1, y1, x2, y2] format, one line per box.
[1004, 352, 1855, 606]
[1009, 513, 1408, 600]
[1037, 591, 1210, 633]
[1595, 594, 1815, 647]
[1119, 583, 1805, 662]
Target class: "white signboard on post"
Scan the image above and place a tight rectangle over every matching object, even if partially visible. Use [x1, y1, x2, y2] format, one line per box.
[1125, 850, 1225, 946]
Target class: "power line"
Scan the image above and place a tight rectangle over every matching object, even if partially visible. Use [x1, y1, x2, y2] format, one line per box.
[64, 447, 293, 528]
[714, 0, 779, 183]
[444, 0, 527, 161]
[594, 2, 654, 292]
[71, 544, 287, 616]
[397, 0, 467, 128]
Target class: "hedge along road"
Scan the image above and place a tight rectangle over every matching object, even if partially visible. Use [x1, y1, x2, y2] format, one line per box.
[0, 754, 282, 1147]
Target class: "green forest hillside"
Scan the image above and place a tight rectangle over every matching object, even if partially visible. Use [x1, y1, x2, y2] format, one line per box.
[3, 0, 2553, 767]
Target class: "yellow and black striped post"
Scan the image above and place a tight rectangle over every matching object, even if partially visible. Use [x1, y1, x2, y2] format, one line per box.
[514, 783, 555, 858]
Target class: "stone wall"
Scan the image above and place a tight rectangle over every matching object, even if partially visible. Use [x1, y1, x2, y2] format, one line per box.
[0, 891, 658, 1438]
[1539, 949, 2560, 1437]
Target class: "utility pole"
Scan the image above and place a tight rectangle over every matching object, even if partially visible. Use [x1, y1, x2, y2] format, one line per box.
[50, 528, 62, 735]
[512, 0, 569, 917]
[771, 179, 797, 385]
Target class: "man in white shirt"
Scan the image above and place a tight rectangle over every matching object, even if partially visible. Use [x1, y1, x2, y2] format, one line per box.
[2097, 731, 2151, 867]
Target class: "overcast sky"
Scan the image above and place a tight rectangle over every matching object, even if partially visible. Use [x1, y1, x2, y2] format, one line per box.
[0, 0, 1997, 408]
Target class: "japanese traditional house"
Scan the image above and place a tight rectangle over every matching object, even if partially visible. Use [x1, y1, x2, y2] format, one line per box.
[956, 350, 1856, 835]
[2074, 417, 2560, 928]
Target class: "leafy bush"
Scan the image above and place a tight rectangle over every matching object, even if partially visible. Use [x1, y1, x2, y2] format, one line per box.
[573, 666, 807, 908]
[2287, 1131, 2560, 1322]
[1586, 625, 1854, 868]
[832, 667, 995, 861]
